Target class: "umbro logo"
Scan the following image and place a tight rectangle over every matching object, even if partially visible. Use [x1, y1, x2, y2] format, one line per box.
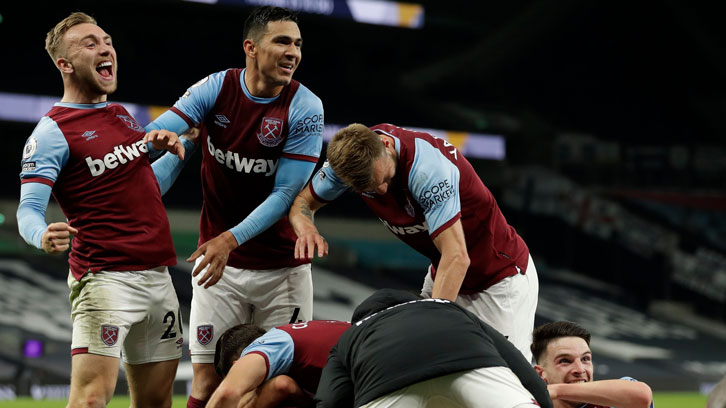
[82, 130, 98, 141]
[214, 114, 230, 128]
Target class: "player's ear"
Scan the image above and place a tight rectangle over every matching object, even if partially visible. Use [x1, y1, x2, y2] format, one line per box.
[534, 364, 547, 382]
[57, 57, 73, 74]
[243, 39, 256, 58]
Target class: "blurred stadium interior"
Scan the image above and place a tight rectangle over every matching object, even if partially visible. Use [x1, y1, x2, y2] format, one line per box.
[0, 0, 725, 403]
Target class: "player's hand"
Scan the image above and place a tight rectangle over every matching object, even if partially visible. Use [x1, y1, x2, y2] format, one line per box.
[187, 231, 238, 288]
[144, 129, 185, 160]
[294, 230, 328, 260]
[41, 222, 78, 254]
[181, 125, 202, 146]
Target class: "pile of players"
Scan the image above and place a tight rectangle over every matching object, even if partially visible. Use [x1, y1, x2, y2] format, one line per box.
[17, 6, 656, 408]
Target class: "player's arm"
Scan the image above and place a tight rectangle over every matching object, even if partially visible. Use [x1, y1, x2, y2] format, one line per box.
[289, 162, 350, 260]
[188, 157, 316, 288]
[409, 140, 468, 301]
[149, 127, 200, 195]
[547, 379, 652, 408]
[17, 183, 78, 254]
[144, 70, 225, 157]
[17, 119, 79, 254]
[431, 220, 470, 301]
[289, 183, 328, 260]
[314, 346, 354, 408]
[207, 353, 268, 408]
[255, 375, 312, 408]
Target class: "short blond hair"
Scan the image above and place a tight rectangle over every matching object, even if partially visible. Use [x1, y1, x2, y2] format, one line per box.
[45, 12, 97, 62]
[327, 123, 386, 192]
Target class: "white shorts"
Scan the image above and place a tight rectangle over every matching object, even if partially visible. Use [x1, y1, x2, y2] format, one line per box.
[362, 366, 540, 408]
[189, 259, 313, 364]
[68, 267, 183, 365]
[422, 254, 539, 362]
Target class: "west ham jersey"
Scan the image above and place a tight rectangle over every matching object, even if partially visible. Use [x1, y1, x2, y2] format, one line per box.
[242, 320, 351, 395]
[19, 102, 176, 280]
[167, 68, 324, 269]
[311, 124, 529, 293]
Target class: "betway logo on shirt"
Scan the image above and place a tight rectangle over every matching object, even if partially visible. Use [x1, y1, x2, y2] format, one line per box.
[85, 140, 148, 177]
[207, 136, 278, 176]
[380, 219, 429, 235]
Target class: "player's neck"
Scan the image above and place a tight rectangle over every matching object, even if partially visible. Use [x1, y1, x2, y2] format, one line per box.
[243, 68, 283, 99]
[61, 83, 107, 104]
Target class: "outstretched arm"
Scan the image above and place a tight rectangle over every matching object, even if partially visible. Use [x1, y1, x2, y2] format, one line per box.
[189, 158, 316, 288]
[289, 184, 328, 260]
[149, 127, 200, 195]
[547, 379, 652, 408]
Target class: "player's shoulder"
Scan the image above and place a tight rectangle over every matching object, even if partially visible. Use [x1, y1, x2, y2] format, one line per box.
[188, 69, 233, 90]
[291, 82, 323, 110]
[29, 116, 65, 142]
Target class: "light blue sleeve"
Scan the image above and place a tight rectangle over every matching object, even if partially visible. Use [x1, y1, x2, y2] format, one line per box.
[283, 83, 324, 159]
[408, 139, 461, 237]
[228, 158, 316, 245]
[19, 117, 69, 184]
[145, 70, 227, 134]
[17, 183, 52, 249]
[151, 138, 198, 196]
[144, 110, 192, 136]
[309, 162, 348, 202]
[241, 328, 294, 381]
[17, 117, 69, 249]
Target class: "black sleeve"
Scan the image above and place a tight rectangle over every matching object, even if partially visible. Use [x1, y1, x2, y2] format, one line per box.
[314, 345, 355, 408]
[483, 323, 553, 408]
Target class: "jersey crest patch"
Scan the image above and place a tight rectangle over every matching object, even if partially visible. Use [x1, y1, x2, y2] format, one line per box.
[257, 117, 284, 147]
[116, 115, 144, 133]
[101, 325, 119, 346]
[197, 325, 214, 345]
[23, 137, 38, 159]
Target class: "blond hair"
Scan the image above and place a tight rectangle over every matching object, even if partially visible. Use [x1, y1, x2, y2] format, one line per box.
[327, 123, 386, 192]
[45, 12, 97, 62]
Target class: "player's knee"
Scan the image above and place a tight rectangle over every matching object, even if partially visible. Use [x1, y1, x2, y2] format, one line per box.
[67, 392, 108, 408]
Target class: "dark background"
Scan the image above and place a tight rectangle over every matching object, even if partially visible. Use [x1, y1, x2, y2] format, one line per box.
[0, 0, 725, 396]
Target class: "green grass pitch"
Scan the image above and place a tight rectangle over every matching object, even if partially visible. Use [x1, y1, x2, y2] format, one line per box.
[0, 392, 709, 407]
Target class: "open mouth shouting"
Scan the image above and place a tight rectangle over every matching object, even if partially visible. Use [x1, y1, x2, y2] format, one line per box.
[96, 61, 114, 80]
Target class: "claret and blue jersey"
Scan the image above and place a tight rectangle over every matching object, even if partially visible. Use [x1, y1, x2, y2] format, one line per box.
[147, 68, 324, 270]
[240, 320, 350, 396]
[311, 123, 529, 294]
[18, 102, 176, 280]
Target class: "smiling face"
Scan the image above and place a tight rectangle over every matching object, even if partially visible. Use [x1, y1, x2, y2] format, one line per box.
[59, 23, 117, 102]
[535, 336, 594, 386]
[244, 20, 301, 97]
